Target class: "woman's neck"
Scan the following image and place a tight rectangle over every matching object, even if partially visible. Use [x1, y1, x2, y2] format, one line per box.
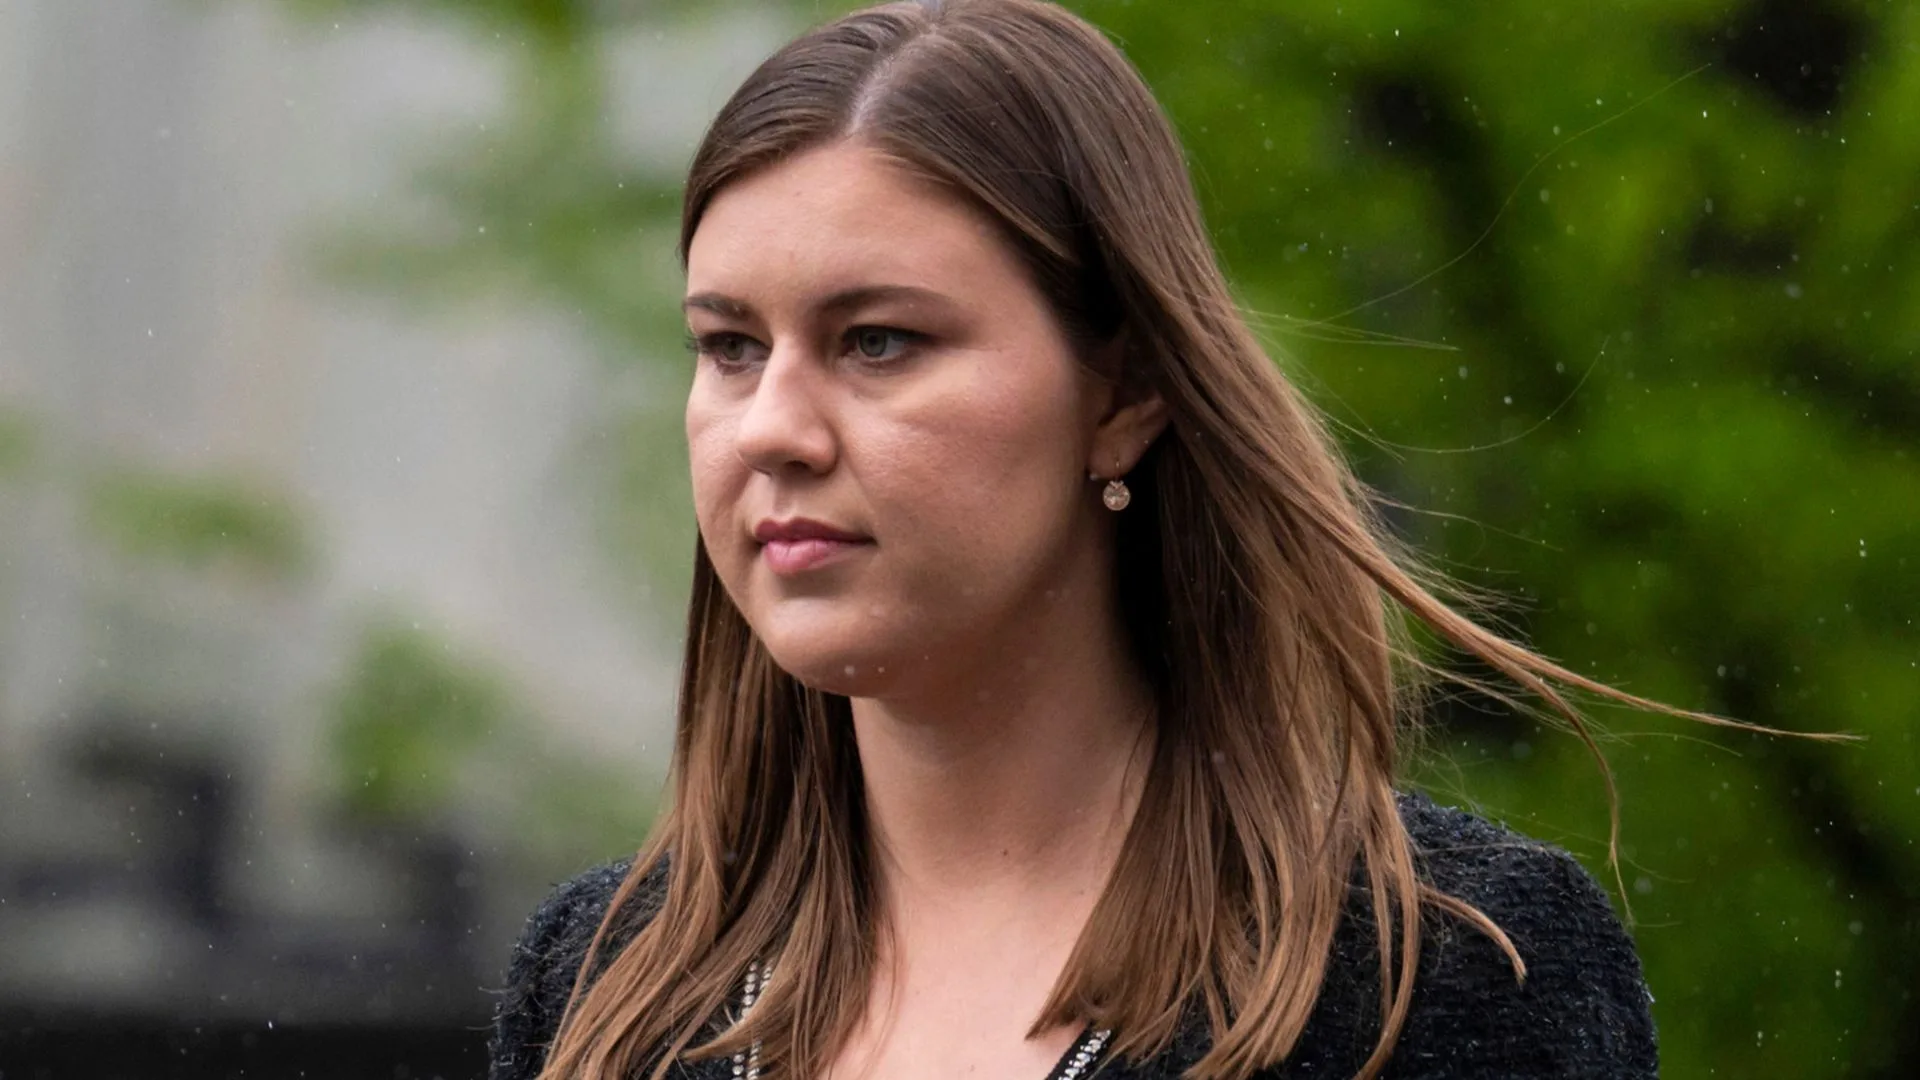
[823, 549, 1152, 1079]
[847, 595, 1154, 915]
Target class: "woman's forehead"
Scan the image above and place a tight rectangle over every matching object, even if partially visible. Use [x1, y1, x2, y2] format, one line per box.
[686, 143, 1014, 306]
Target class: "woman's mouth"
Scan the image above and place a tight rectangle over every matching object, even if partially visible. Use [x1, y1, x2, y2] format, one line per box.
[752, 518, 872, 576]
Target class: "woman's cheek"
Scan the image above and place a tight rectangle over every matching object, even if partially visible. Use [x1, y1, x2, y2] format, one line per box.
[685, 422, 739, 519]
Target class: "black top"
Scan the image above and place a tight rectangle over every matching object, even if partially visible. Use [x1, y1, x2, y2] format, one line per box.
[486, 792, 1657, 1079]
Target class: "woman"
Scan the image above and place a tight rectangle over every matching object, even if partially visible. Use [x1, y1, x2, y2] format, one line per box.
[488, 1, 1706, 1076]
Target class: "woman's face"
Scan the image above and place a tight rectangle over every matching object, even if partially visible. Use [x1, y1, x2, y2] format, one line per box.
[684, 141, 1143, 699]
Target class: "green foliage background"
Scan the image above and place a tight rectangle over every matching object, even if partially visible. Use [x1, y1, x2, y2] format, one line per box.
[278, 0, 1917, 1074]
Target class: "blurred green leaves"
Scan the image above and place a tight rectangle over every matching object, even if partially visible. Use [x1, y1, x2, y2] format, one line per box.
[304, 46, 685, 346]
[0, 407, 36, 480]
[329, 621, 506, 821]
[325, 618, 659, 868]
[277, 0, 749, 348]
[282, 0, 709, 616]
[271, 0, 729, 39]
[85, 468, 313, 581]
[1063, 0, 1917, 1073]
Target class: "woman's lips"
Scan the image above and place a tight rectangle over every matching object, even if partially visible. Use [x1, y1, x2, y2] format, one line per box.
[760, 536, 867, 575]
[751, 518, 871, 576]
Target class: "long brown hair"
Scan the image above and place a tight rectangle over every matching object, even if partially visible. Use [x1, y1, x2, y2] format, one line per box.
[536, 2, 1779, 1077]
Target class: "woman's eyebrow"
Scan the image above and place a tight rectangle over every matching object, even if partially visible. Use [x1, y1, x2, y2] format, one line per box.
[682, 284, 957, 320]
[813, 284, 956, 318]
[682, 292, 752, 318]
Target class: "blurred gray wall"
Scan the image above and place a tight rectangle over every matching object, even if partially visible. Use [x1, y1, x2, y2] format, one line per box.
[0, 0, 772, 1027]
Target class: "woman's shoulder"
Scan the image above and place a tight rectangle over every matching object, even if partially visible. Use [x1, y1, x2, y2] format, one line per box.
[1282, 791, 1658, 1078]
[1395, 788, 1626, 926]
[485, 856, 659, 1080]
[1395, 789, 1651, 997]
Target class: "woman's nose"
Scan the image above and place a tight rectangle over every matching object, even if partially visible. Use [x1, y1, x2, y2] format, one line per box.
[733, 346, 837, 477]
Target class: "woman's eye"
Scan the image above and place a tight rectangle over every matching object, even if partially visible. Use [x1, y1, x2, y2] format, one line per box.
[687, 331, 762, 369]
[846, 326, 918, 364]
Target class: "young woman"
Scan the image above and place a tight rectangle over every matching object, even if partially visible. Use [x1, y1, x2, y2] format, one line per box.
[487, 1, 1716, 1076]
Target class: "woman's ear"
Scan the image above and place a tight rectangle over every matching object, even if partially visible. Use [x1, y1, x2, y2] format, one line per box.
[1089, 390, 1168, 479]
[1087, 332, 1167, 478]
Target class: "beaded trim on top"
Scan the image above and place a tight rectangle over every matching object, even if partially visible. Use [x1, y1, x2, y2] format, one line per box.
[729, 959, 770, 1080]
[1047, 1025, 1113, 1080]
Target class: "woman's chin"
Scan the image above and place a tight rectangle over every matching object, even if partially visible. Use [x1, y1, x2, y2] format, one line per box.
[768, 650, 902, 699]
[743, 598, 918, 695]
[755, 626, 907, 699]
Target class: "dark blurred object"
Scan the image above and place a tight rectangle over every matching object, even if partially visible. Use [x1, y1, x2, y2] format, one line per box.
[0, 708, 498, 1076]
[0, 1018, 482, 1080]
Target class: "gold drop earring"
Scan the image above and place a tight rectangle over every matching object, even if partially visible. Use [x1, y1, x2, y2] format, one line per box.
[1095, 462, 1131, 511]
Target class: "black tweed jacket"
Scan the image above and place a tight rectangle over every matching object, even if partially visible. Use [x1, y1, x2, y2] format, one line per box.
[486, 792, 1657, 1079]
